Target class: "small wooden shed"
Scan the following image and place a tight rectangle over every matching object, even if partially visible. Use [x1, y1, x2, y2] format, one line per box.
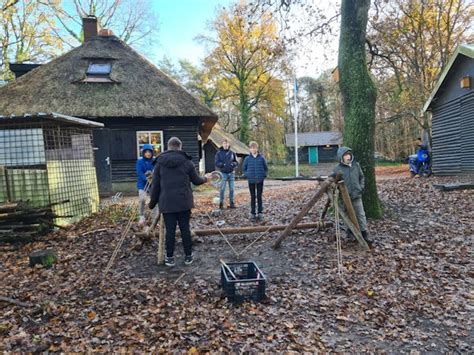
[285, 131, 342, 164]
[423, 44, 474, 175]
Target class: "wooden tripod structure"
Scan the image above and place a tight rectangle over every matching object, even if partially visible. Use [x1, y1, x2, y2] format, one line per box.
[142, 172, 369, 265]
[272, 173, 369, 250]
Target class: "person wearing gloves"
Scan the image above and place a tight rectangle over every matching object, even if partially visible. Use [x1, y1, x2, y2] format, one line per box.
[215, 138, 238, 209]
[148, 137, 211, 267]
[331, 146, 372, 246]
[136, 143, 155, 226]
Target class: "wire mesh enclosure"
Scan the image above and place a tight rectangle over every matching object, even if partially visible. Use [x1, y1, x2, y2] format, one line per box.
[0, 113, 103, 226]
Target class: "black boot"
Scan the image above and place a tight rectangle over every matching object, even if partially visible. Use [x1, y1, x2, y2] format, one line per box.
[361, 230, 373, 246]
[219, 202, 224, 209]
[229, 202, 236, 209]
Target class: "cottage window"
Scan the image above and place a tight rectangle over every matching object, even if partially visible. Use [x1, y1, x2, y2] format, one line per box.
[87, 62, 112, 75]
[83, 60, 114, 83]
[137, 131, 163, 158]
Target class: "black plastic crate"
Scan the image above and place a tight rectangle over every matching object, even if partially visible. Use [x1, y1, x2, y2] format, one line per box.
[221, 261, 266, 303]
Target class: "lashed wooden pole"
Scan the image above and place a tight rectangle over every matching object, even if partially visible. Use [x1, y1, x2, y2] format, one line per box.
[157, 214, 165, 265]
[136, 221, 332, 238]
[326, 191, 369, 250]
[337, 181, 361, 231]
[192, 221, 331, 236]
[272, 173, 342, 249]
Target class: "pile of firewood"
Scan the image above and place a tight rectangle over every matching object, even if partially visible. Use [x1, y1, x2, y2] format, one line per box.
[0, 201, 68, 242]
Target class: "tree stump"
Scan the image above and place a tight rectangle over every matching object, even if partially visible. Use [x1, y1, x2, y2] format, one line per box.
[29, 249, 57, 268]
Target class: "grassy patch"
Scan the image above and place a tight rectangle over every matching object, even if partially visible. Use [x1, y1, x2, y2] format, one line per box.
[268, 164, 316, 178]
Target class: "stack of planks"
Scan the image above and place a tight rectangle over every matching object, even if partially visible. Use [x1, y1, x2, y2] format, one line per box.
[0, 201, 69, 242]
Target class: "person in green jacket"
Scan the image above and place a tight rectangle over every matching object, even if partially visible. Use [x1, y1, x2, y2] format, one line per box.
[332, 146, 372, 245]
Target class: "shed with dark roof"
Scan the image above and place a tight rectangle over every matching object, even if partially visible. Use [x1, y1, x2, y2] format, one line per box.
[285, 131, 342, 164]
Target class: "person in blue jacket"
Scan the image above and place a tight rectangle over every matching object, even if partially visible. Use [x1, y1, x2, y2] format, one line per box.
[243, 141, 268, 221]
[136, 143, 155, 226]
[215, 138, 238, 209]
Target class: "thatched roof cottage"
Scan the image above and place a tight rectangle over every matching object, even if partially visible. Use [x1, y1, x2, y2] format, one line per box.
[0, 17, 217, 194]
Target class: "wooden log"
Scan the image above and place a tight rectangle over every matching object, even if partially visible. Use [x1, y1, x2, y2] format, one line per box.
[326, 192, 369, 250]
[0, 203, 19, 212]
[273, 173, 342, 249]
[0, 234, 35, 243]
[433, 183, 474, 191]
[0, 295, 31, 307]
[157, 214, 165, 265]
[191, 221, 331, 236]
[320, 198, 331, 221]
[136, 221, 332, 238]
[337, 181, 361, 231]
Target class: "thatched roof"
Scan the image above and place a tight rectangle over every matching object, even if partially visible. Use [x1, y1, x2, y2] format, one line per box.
[208, 124, 249, 156]
[0, 34, 217, 140]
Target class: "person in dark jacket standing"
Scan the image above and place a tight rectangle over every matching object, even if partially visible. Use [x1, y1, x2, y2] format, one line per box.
[243, 141, 268, 221]
[331, 146, 372, 245]
[149, 137, 210, 266]
[136, 143, 156, 226]
[215, 138, 238, 209]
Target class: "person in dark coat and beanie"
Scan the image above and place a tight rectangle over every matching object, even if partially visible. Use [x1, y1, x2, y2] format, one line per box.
[243, 141, 268, 221]
[331, 146, 372, 245]
[149, 137, 211, 266]
[215, 138, 238, 209]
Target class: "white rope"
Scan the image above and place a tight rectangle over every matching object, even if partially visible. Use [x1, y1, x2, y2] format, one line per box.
[333, 187, 344, 279]
[205, 211, 239, 256]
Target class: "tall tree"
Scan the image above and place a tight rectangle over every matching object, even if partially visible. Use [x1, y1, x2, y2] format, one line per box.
[0, 0, 63, 81]
[367, 0, 473, 151]
[203, 2, 285, 144]
[338, 0, 382, 218]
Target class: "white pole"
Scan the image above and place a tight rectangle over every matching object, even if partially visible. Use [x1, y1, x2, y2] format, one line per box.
[294, 78, 299, 177]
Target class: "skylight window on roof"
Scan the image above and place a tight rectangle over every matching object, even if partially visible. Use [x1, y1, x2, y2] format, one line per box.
[87, 62, 112, 75]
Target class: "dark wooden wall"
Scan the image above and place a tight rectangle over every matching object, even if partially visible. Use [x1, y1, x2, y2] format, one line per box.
[318, 145, 338, 162]
[432, 91, 474, 175]
[430, 56, 473, 175]
[91, 117, 200, 184]
[433, 56, 474, 108]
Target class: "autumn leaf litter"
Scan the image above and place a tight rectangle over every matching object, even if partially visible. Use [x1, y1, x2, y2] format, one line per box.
[0, 175, 472, 352]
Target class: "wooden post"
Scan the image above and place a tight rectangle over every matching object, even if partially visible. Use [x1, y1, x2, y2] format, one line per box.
[272, 173, 341, 249]
[320, 198, 331, 221]
[337, 181, 361, 231]
[157, 214, 165, 265]
[326, 192, 369, 250]
[2, 167, 12, 202]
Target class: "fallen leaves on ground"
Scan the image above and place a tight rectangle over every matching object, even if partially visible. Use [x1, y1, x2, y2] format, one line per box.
[0, 176, 472, 352]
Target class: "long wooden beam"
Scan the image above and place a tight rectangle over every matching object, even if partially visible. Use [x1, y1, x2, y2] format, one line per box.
[191, 221, 332, 236]
[137, 221, 332, 238]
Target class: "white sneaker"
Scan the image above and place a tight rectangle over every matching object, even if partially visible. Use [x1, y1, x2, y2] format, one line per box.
[138, 216, 146, 226]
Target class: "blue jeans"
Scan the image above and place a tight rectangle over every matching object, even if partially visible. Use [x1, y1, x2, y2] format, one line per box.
[219, 172, 235, 204]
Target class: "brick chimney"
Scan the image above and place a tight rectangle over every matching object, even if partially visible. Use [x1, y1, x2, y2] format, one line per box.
[82, 16, 98, 42]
